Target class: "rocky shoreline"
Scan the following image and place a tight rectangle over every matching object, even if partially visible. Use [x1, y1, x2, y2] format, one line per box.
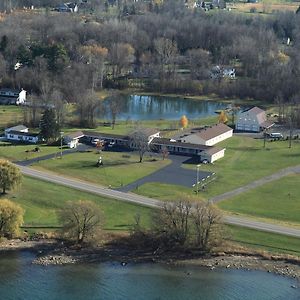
[1, 239, 300, 281]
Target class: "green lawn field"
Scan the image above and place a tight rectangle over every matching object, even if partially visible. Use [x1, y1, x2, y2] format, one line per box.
[219, 174, 300, 225]
[0, 105, 23, 130]
[33, 150, 171, 188]
[228, 225, 300, 256]
[1, 176, 151, 230]
[183, 135, 300, 198]
[0, 142, 65, 162]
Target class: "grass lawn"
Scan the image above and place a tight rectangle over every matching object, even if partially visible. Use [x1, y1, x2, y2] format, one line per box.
[228, 225, 300, 256]
[133, 182, 203, 202]
[184, 136, 300, 199]
[33, 150, 171, 188]
[2, 176, 152, 230]
[0, 105, 23, 130]
[219, 174, 300, 225]
[0, 142, 66, 162]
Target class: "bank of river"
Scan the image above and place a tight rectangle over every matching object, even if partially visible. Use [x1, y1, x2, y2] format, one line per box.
[0, 249, 299, 300]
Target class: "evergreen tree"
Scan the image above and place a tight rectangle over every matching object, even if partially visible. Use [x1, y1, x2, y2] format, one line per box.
[39, 108, 60, 143]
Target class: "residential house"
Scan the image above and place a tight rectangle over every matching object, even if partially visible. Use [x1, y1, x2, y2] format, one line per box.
[5, 125, 39, 143]
[235, 107, 274, 132]
[54, 3, 78, 12]
[64, 131, 85, 148]
[0, 88, 26, 105]
[176, 123, 233, 146]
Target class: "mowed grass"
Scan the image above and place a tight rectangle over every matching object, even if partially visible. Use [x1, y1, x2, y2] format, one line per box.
[0, 105, 23, 130]
[2, 176, 151, 230]
[219, 174, 300, 224]
[33, 151, 171, 188]
[228, 225, 300, 256]
[186, 136, 300, 199]
[0, 142, 65, 162]
[133, 182, 202, 201]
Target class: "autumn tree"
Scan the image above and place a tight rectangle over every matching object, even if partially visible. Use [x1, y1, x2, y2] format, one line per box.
[0, 199, 24, 238]
[218, 110, 228, 124]
[39, 108, 60, 143]
[58, 200, 104, 244]
[180, 115, 188, 128]
[0, 160, 22, 195]
[81, 44, 108, 90]
[109, 43, 135, 77]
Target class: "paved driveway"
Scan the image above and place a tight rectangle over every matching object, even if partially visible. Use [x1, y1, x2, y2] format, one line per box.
[116, 155, 212, 192]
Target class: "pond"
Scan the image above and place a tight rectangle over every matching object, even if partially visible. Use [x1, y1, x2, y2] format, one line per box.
[0, 251, 299, 300]
[103, 95, 237, 120]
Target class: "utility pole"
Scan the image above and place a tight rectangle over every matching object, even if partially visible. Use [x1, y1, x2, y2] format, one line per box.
[60, 131, 64, 158]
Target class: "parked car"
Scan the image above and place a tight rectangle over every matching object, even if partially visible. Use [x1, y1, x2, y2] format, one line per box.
[268, 132, 283, 139]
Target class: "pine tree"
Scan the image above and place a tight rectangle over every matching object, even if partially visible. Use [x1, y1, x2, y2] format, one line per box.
[39, 108, 60, 143]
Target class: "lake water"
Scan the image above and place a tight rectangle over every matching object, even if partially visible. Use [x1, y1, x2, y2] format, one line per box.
[0, 251, 299, 300]
[103, 95, 233, 120]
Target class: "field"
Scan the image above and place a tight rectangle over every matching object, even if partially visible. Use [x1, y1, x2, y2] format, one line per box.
[229, 225, 300, 255]
[182, 136, 300, 198]
[2, 176, 299, 256]
[219, 174, 300, 225]
[229, 1, 300, 15]
[0, 105, 23, 130]
[33, 150, 171, 188]
[2, 176, 151, 230]
[0, 142, 65, 162]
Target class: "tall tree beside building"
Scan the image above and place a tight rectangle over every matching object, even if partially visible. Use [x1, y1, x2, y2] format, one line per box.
[39, 108, 60, 143]
[0, 160, 22, 194]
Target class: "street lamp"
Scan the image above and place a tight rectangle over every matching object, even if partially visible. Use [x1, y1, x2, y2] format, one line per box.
[196, 164, 201, 195]
[60, 131, 64, 158]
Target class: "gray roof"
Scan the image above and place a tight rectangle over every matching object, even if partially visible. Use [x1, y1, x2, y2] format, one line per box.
[6, 125, 28, 132]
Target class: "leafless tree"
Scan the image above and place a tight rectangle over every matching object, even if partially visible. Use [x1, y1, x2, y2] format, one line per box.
[129, 127, 150, 162]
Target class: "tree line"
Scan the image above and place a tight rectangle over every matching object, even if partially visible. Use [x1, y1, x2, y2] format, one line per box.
[0, 1, 300, 126]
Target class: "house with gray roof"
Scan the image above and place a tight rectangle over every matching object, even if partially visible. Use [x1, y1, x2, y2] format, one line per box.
[235, 107, 274, 132]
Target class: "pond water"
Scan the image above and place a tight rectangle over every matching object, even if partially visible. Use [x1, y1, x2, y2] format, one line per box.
[0, 251, 299, 300]
[103, 95, 235, 120]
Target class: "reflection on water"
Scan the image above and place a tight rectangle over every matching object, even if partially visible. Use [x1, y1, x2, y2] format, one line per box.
[103, 95, 233, 120]
[0, 251, 299, 300]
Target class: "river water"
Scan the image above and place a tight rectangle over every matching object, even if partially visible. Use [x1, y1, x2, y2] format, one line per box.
[0, 251, 299, 300]
[103, 95, 233, 120]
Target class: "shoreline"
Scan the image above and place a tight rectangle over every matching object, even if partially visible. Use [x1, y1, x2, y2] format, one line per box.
[1, 239, 299, 280]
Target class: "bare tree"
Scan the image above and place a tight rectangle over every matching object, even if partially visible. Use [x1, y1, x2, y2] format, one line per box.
[192, 202, 222, 251]
[58, 200, 104, 244]
[152, 200, 192, 247]
[108, 91, 123, 129]
[129, 127, 150, 162]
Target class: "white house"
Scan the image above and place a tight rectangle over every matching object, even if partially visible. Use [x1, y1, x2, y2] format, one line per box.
[64, 131, 85, 148]
[178, 123, 233, 146]
[5, 125, 39, 144]
[16, 89, 26, 105]
[235, 107, 274, 132]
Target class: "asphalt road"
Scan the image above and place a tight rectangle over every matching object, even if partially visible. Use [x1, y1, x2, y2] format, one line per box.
[18, 165, 300, 238]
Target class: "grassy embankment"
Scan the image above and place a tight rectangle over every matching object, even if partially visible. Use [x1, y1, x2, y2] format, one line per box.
[2, 176, 151, 231]
[219, 174, 300, 225]
[3, 176, 300, 256]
